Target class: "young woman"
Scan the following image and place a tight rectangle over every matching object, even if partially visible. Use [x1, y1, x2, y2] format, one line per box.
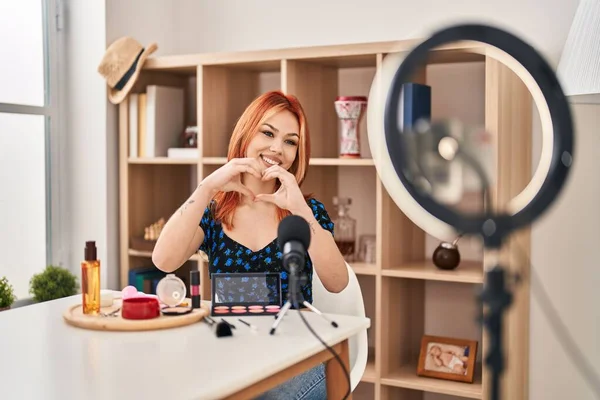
[153, 90, 349, 399]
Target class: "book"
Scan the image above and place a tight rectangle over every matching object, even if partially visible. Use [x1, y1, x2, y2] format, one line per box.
[167, 147, 198, 159]
[128, 94, 138, 158]
[400, 82, 431, 129]
[128, 266, 165, 293]
[145, 85, 185, 157]
[138, 93, 147, 157]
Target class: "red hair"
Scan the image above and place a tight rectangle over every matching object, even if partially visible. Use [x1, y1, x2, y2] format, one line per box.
[212, 90, 311, 230]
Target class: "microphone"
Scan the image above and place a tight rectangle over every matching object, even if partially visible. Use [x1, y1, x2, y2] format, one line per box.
[277, 215, 311, 279]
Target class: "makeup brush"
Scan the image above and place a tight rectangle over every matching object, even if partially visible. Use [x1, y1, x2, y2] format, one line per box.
[238, 318, 258, 331]
[221, 318, 236, 329]
[216, 321, 233, 337]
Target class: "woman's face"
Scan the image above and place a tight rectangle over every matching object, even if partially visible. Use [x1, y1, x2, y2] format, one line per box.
[246, 109, 300, 172]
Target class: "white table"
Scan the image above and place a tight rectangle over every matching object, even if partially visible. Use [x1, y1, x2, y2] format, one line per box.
[0, 293, 370, 400]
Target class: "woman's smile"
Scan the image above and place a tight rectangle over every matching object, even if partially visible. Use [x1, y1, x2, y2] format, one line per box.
[260, 154, 282, 168]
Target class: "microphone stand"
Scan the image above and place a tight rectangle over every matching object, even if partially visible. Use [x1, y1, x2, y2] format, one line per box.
[270, 262, 339, 335]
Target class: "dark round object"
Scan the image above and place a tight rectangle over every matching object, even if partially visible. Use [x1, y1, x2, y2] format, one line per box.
[216, 321, 233, 337]
[383, 23, 574, 249]
[432, 242, 461, 270]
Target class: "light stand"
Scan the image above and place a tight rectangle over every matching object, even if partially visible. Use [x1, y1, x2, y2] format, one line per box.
[270, 256, 338, 335]
[479, 264, 513, 400]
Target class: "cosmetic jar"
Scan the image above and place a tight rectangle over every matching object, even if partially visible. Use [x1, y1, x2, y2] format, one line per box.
[121, 297, 160, 320]
[156, 274, 192, 316]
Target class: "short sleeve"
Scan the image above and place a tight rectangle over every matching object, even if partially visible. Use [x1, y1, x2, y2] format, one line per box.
[308, 198, 334, 236]
[198, 204, 214, 255]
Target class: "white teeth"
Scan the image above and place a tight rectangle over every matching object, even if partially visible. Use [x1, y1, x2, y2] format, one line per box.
[262, 156, 280, 165]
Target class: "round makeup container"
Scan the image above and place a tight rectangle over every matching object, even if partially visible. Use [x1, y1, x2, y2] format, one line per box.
[121, 297, 160, 320]
[156, 274, 192, 316]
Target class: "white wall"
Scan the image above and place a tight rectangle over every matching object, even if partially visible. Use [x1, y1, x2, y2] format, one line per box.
[170, 0, 577, 65]
[62, 0, 110, 287]
[529, 103, 600, 400]
[63, 1, 598, 399]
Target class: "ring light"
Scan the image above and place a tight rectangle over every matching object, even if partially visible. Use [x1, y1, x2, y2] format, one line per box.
[369, 24, 574, 248]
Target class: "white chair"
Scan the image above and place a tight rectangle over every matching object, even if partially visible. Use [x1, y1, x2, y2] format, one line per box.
[311, 262, 369, 392]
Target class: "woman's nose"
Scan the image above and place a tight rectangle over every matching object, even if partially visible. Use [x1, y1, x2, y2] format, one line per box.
[270, 140, 283, 154]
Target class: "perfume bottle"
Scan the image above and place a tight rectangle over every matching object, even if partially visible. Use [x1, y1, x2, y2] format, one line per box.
[332, 197, 357, 262]
[81, 241, 101, 315]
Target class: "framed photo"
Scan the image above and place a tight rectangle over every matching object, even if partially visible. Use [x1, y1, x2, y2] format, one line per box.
[417, 335, 478, 383]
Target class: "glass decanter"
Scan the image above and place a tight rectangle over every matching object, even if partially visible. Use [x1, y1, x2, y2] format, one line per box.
[332, 196, 357, 262]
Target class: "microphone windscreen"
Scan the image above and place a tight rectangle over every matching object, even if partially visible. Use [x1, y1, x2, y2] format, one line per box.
[277, 215, 311, 250]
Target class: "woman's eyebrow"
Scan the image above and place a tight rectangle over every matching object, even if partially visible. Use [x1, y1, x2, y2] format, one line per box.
[263, 123, 279, 132]
[263, 123, 298, 138]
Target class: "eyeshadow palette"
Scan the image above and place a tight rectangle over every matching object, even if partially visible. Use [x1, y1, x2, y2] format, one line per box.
[210, 272, 282, 316]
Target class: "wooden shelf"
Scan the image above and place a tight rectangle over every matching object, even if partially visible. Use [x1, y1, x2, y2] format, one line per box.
[381, 364, 482, 399]
[128, 248, 201, 262]
[128, 157, 198, 165]
[202, 157, 374, 166]
[310, 158, 374, 166]
[350, 262, 378, 276]
[382, 260, 483, 284]
[202, 157, 227, 165]
[142, 39, 485, 72]
[118, 38, 533, 400]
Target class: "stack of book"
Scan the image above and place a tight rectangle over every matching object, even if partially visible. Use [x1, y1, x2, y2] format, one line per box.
[127, 266, 167, 294]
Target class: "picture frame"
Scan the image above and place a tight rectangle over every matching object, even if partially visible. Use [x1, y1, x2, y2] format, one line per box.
[417, 335, 478, 383]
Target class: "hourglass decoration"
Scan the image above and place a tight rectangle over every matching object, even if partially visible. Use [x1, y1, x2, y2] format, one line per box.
[334, 96, 368, 158]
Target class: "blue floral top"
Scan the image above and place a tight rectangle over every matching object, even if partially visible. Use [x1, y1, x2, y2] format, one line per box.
[199, 198, 334, 306]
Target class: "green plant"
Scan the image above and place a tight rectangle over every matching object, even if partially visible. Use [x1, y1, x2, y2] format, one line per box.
[0, 276, 16, 308]
[29, 265, 78, 303]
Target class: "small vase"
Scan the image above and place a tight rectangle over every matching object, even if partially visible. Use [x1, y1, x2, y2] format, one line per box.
[334, 96, 367, 158]
[0, 306, 10, 312]
[432, 235, 462, 270]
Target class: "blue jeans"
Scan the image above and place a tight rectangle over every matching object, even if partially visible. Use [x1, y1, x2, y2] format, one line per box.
[254, 363, 326, 400]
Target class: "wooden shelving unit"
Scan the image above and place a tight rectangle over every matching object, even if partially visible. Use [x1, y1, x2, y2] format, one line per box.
[118, 39, 532, 400]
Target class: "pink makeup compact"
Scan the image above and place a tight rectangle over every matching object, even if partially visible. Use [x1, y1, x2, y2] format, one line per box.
[211, 272, 282, 317]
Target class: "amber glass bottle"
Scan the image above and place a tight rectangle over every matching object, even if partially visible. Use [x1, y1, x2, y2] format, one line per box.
[81, 241, 101, 315]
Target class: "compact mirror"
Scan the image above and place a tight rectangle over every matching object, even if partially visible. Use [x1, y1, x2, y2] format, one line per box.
[156, 274, 187, 307]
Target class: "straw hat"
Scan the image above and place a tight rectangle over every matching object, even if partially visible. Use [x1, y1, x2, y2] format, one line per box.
[98, 37, 158, 104]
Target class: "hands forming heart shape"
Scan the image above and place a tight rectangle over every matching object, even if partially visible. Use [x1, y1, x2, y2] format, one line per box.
[202, 158, 306, 213]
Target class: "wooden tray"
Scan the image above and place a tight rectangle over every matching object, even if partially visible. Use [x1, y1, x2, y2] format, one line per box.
[63, 298, 209, 332]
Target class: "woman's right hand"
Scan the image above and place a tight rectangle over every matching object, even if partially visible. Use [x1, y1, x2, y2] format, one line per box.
[202, 158, 263, 199]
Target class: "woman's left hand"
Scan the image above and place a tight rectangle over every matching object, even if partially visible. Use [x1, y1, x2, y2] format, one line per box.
[254, 165, 306, 213]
